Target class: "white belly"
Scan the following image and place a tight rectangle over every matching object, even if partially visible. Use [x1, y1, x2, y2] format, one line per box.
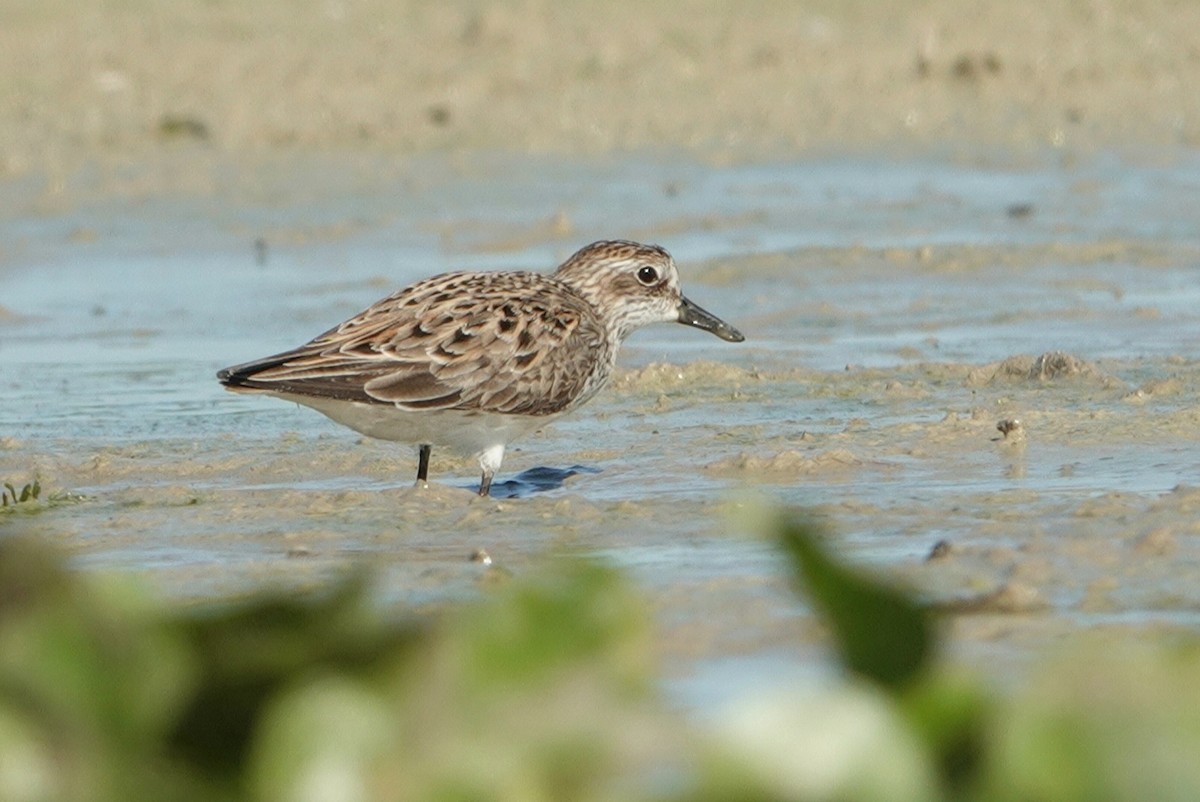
[278, 393, 555, 458]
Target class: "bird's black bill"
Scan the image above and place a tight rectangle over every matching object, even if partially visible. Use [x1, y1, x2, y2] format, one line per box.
[676, 296, 745, 342]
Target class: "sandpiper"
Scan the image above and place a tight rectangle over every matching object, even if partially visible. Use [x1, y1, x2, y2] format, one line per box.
[217, 239, 744, 496]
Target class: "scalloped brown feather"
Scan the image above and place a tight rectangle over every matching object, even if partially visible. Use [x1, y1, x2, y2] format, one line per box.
[219, 270, 611, 417]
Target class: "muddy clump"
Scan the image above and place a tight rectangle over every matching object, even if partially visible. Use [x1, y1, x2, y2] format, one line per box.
[967, 351, 1124, 388]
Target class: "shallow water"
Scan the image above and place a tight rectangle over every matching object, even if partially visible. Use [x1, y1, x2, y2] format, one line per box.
[3, 150, 1200, 706]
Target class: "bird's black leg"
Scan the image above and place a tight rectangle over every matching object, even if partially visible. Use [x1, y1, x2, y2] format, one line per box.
[417, 444, 431, 484]
[478, 470, 493, 497]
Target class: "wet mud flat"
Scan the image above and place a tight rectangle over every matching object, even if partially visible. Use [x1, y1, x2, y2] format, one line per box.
[3, 152, 1200, 705]
[5, 343, 1200, 701]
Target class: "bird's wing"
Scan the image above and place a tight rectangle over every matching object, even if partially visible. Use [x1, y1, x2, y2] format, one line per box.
[218, 272, 609, 416]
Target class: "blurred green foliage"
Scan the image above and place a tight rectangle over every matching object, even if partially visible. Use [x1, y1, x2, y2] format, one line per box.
[778, 516, 932, 689]
[3, 515, 1200, 801]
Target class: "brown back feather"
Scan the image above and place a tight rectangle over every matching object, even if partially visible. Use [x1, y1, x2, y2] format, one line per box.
[219, 271, 611, 416]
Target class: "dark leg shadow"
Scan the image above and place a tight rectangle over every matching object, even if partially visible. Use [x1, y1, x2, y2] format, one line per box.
[471, 465, 601, 499]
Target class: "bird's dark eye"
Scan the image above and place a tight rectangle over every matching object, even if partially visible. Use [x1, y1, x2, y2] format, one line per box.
[636, 265, 659, 285]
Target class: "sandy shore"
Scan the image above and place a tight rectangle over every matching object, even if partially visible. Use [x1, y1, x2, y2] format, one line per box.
[4, 1, 1200, 704]
[3, 0, 1199, 187]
